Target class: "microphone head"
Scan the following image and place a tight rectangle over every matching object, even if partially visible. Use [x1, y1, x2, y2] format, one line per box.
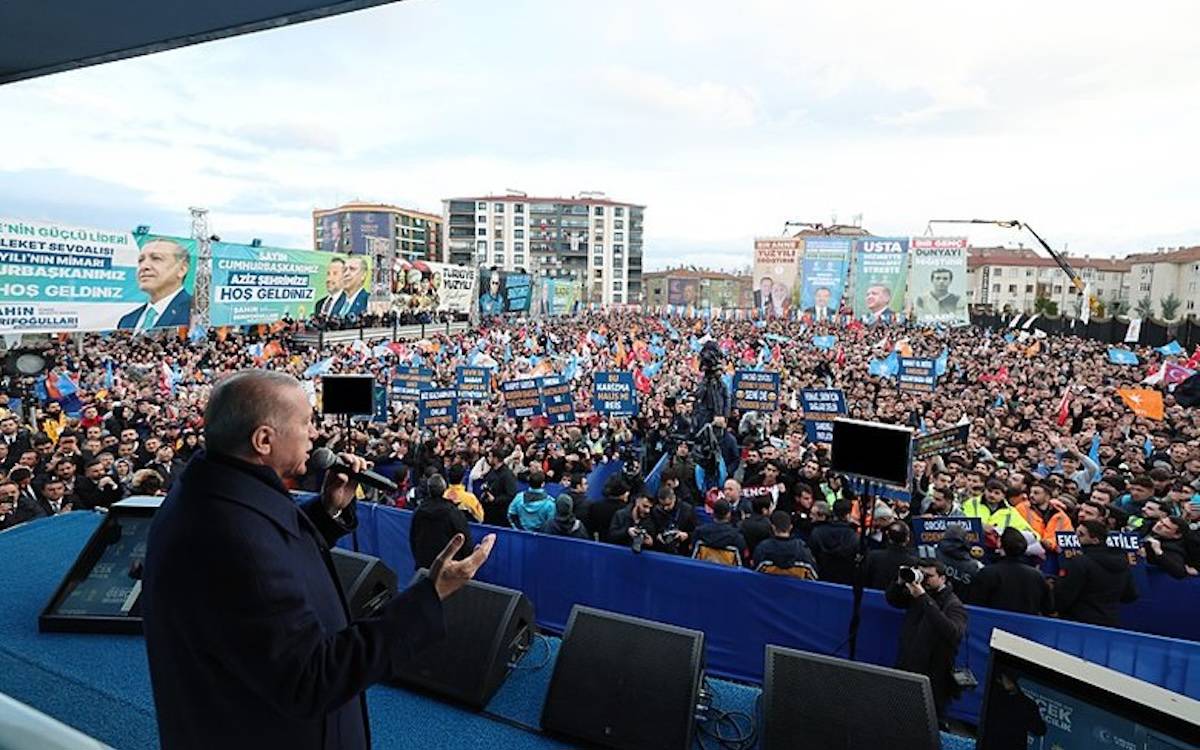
[307, 447, 337, 472]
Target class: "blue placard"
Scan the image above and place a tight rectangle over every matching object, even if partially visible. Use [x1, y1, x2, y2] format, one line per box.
[731, 370, 780, 412]
[591, 371, 637, 416]
[455, 366, 490, 401]
[912, 517, 985, 560]
[391, 366, 434, 402]
[502, 378, 543, 419]
[897, 357, 937, 392]
[800, 388, 846, 442]
[417, 388, 458, 427]
[537, 375, 576, 425]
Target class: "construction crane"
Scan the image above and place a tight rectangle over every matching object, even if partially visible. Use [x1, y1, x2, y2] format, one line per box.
[927, 218, 1101, 314]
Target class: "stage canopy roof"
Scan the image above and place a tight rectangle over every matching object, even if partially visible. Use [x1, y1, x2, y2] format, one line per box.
[0, 0, 402, 85]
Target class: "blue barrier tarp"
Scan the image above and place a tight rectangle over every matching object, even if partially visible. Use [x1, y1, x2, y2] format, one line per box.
[343, 503, 1200, 726]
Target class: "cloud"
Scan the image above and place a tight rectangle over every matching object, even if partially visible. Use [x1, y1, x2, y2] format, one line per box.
[596, 66, 759, 129]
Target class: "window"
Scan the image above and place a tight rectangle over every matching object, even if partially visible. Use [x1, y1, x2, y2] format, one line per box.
[477, 241, 487, 252]
[614, 232, 624, 242]
[477, 202, 486, 210]
[612, 294, 623, 303]
[612, 281, 624, 290]
[593, 256, 604, 266]
[514, 204, 524, 214]
[1189, 301, 1196, 310]
[477, 214, 486, 223]
[494, 203, 505, 213]
[1053, 286, 1062, 294]
[1008, 285, 1017, 293]
[515, 229, 524, 239]
[615, 220, 624, 229]
[1026, 269, 1033, 277]
[1139, 282, 1151, 291]
[594, 220, 604, 231]
[477, 228, 487, 236]
[493, 254, 503, 265]
[514, 216, 524, 227]
[613, 244, 623, 253]
[993, 267, 1002, 276]
[1025, 285, 1033, 293]
[594, 206, 604, 216]
[594, 245, 604, 254]
[992, 284, 1001, 292]
[514, 254, 525, 265]
[615, 207, 624, 217]
[514, 242, 524, 252]
[495, 241, 504, 253]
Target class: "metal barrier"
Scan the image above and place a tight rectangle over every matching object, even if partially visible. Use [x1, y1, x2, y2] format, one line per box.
[292, 319, 471, 347]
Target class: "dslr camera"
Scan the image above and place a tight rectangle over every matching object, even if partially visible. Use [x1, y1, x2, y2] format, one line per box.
[631, 526, 650, 553]
[898, 566, 924, 585]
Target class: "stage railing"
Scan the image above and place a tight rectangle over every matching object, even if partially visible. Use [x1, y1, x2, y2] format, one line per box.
[341, 503, 1200, 726]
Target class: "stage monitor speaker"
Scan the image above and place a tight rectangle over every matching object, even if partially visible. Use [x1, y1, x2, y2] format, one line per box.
[829, 417, 913, 487]
[329, 548, 396, 620]
[392, 572, 534, 710]
[321, 374, 375, 416]
[541, 606, 705, 750]
[761, 645, 939, 750]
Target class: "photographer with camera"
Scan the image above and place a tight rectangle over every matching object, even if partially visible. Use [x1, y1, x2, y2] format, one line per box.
[608, 493, 657, 552]
[651, 485, 697, 555]
[885, 558, 968, 724]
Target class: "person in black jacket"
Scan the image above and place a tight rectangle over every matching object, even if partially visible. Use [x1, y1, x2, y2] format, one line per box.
[542, 496, 589, 539]
[479, 448, 518, 527]
[971, 528, 1053, 615]
[1142, 517, 1197, 578]
[808, 498, 859, 585]
[694, 499, 748, 559]
[885, 558, 968, 722]
[585, 475, 629, 541]
[935, 525, 984, 603]
[1054, 519, 1138, 626]
[410, 475, 473, 569]
[650, 486, 698, 555]
[752, 511, 817, 571]
[74, 457, 123, 510]
[738, 495, 775, 560]
[608, 494, 657, 549]
[863, 522, 918, 590]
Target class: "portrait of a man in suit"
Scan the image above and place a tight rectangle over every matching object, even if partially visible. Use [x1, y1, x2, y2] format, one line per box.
[313, 257, 346, 317]
[863, 283, 896, 324]
[341, 257, 371, 317]
[914, 268, 962, 315]
[803, 286, 837, 321]
[754, 276, 775, 316]
[117, 238, 192, 330]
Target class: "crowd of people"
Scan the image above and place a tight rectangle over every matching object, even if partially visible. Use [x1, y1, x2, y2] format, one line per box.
[2, 312, 1198, 636]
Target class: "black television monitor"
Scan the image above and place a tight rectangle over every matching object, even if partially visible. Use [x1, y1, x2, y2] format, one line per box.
[322, 375, 375, 416]
[39, 496, 162, 634]
[978, 630, 1199, 750]
[829, 417, 913, 487]
[760, 645, 939, 750]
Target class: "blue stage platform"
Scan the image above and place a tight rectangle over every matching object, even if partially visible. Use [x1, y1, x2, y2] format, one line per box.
[0, 512, 983, 749]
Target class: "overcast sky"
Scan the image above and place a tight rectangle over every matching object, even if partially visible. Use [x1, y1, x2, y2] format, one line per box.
[1, 0, 1198, 270]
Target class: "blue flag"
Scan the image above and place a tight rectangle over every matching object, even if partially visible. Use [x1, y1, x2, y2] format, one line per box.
[934, 347, 949, 377]
[643, 453, 670, 498]
[1107, 347, 1139, 365]
[868, 352, 900, 378]
[1089, 432, 1102, 465]
[188, 325, 207, 343]
[812, 335, 837, 350]
[304, 357, 334, 378]
[1157, 340, 1184, 356]
[104, 360, 115, 389]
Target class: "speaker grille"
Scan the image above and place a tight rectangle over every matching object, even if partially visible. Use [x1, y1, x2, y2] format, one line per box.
[394, 575, 534, 709]
[762, 645, 938, 750]
[542, 606, 704, 750]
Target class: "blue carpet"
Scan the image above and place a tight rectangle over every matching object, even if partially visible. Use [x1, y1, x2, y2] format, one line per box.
[0, 513, 974, 749]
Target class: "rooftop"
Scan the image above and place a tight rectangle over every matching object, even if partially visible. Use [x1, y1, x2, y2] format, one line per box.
[447, 194, 645, 209]
[1125, 246, 1200, 265]
[966, 246, 1131, 272]
[643, 267, 749, 281]
[313, 202, 443, 222]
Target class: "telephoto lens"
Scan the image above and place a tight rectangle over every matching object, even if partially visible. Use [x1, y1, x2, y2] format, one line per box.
[898, 566, 924, 585]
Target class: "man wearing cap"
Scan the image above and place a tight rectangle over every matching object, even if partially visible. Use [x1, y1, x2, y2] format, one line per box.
[935, 525, 983, 602]
[542, 496, 588, 539]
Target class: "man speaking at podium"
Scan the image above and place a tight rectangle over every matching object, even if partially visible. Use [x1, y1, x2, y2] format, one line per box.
[143, 370, 495, 750]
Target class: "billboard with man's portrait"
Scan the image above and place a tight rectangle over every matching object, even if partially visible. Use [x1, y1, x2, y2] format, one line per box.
[392, 260, 476, 315]
[210, 242, 371, 325]
[478, 269, 532, 315]
[909, 237, 969, 325]
[667, 278, 699, 307]
[0, 217, 197, 333]
[852, 237, 909, 324]
[752, 237, 801, 317]
[800, 237, 851, 319]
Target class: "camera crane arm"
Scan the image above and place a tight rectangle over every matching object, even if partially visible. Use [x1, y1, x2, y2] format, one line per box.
[927, 218, 1098, 309]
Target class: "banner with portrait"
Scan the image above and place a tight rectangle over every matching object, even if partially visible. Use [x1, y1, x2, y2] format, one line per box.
[479, 269, 532, 315]
[392, 260, 476, 315]
[752, 237, 801, 317]
[909, 237, 969, 325]
[799, 237, 851, 318]
[211, 242, 371, 326]
[666, 278, 700, 307]
[0, 217, 197, 333]
[852, 237, 909, 323]
[541, 278, 581, 316]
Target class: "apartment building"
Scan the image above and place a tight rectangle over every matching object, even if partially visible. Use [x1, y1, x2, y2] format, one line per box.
[443, 192, 644, 305]
[1125, 246, 1200, 317]
[966, 246, 1130, 315]
[313, 202, 444, 261]
[642, 268, 751, 309]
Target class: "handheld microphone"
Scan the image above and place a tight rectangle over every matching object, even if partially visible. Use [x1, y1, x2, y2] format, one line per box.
[307, 447, 397, 493]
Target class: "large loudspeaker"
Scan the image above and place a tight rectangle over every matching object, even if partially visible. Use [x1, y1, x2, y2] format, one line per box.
[541, 606, 705, 750]
[761, 645, 939, 750]
[329, 548, 397, 620]
[392, 573, 534, 710]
